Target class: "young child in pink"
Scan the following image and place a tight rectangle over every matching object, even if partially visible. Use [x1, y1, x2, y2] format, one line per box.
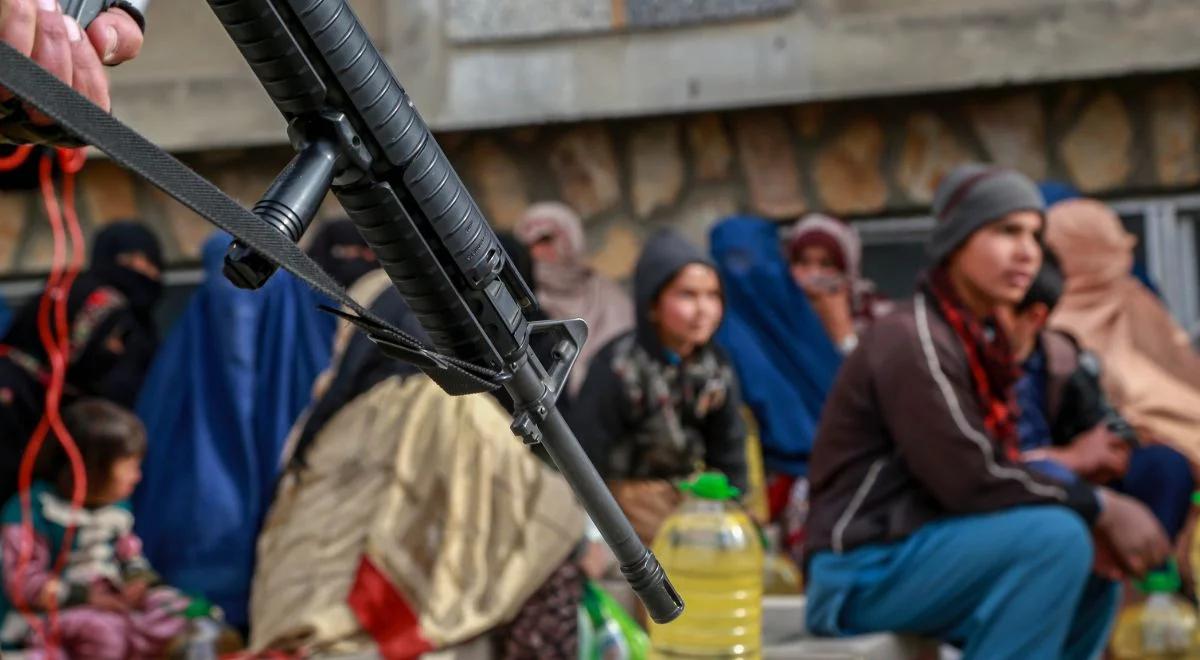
[0, 398, 188, 659]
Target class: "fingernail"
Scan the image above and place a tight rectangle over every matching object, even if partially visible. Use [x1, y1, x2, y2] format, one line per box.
[99, 26, 118, 62]
[63, 15, 82, 42]
[37, 0, 58, 12]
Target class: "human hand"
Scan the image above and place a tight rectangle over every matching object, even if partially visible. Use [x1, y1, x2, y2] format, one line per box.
[1062, 424, 1131, 484]
[799, 274, 856, 345]
[87, 580, 129, 612]
[0, 0, 144, 122]
[121, 579, 148, 607]
[36, 577, 61, 610]
[1095, 489, 1170, 579]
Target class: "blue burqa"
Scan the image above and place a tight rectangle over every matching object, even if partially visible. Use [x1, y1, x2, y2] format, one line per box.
[710, 217, 842, 476]
[133, 233, 334, 627]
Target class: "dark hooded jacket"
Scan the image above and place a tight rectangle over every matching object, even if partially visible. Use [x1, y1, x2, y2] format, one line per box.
[570, 230, 747, 491]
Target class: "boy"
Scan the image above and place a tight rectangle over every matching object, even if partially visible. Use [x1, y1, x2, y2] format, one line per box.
[803, 164, 1168, 659]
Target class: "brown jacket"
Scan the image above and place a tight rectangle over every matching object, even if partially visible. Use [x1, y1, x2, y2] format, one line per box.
[805, 293, 1100, 557]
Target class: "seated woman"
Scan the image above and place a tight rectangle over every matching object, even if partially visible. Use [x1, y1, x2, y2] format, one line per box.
[783, 213, 892, 354]
[515, 202, 634, 398]
[0, 222, 165, 505]
[1045, 198, 1200, 467]
[804, 164, 1168, 658]
[132, 233, 334, 631]
[250, 285, 587, 659]
[571, 229, 747, 544]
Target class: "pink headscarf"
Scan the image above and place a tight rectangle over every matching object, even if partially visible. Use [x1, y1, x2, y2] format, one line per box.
[784, 213, 863, 281]
[783, 214, 891, 326]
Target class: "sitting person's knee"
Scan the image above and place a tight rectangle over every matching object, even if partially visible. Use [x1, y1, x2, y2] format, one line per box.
[1014, 507, 1093, 567]
[1134, 444, 1193, 486]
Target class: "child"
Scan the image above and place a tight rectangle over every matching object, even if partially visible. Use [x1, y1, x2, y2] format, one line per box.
[571, 229, 747, 543]
[0, 398, 188, 659]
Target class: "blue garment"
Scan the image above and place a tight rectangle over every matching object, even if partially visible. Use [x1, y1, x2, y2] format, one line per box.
[1115, 444, 1195, 539]
[1038, 181, 1080, 207]
[1015, 345, 1052, 452]
[807, 506, 1120, 659]
[132, 233, 334, 628]
[0, 298, 10, 337]
[710, 217, 842, 476]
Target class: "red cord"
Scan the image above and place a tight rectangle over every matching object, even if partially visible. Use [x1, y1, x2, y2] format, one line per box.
[0, 145, 34, 172]
[8, 147, 90, 653]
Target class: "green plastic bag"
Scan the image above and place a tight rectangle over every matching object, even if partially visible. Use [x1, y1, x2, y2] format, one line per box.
[580, 581, 649, 660]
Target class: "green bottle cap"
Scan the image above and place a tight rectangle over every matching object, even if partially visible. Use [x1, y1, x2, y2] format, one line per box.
[1192, 491, 1200, 507]
[1137, 558, 1182, 594]
[679, 472, 741, 501]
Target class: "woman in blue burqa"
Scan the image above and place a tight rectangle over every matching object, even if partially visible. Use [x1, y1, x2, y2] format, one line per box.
[709, 216, 842, 483]
[132, 232, 335, 630]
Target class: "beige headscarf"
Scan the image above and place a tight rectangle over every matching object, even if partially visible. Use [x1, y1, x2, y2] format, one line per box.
[1046, 199, 1200, 464]
[515, 202, 634, 396]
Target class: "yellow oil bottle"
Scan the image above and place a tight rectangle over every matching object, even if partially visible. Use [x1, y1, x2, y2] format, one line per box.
[1111, 560, 1199, 659]
[649, 473, 764, 659]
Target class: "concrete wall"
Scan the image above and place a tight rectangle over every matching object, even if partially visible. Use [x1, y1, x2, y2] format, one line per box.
[110, 0, 1200, 151]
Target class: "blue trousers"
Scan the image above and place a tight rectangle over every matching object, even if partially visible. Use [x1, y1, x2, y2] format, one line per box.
[1115, 444, 1195, 539]
[806, 506, 1120, 660]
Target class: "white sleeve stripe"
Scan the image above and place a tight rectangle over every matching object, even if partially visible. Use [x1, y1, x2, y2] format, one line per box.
[831, 457, 887, 554]
[914, 293, 1066, 501]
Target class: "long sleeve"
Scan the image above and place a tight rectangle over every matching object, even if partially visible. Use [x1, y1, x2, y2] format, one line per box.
[873, 296, 1099, 523]
[116, 530, 161, 585]
[2, 524, 57, 610]
[568, 339, 629, 479]
[701, 356, 748, 493]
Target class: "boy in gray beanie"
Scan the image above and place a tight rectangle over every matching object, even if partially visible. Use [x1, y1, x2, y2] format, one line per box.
[929, 163, 1047, 265]
[801, 162, 1168, 658]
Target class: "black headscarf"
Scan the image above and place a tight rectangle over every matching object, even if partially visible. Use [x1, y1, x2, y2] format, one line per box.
[87, 222, 164, 407]
[307, 219, 379, 289]
[91, 221, 164, 321]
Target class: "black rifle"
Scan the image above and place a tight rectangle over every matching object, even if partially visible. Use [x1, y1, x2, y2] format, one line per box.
[204, 0, 684, 623]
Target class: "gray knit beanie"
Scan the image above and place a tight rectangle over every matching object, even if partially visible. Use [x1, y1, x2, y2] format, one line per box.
[928, 163, 1045, 264]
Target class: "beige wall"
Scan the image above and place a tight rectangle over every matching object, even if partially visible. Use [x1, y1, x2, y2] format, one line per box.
[107, 0, 1200, 151]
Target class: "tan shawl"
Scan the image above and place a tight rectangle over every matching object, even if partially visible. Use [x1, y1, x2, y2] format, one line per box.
[250, 375, 584, 653]
[515, 202, 634, 396]
[1046, 199, 1200, 464]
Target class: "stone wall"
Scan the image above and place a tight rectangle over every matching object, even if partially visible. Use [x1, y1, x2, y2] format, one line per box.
[2, 72, 1198, 279]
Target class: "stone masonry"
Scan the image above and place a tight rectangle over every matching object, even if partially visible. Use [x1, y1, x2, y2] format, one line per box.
[2, 73, 1198, 280]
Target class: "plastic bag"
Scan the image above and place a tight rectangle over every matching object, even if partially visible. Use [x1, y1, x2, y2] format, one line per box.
[579, 581, 649, 660]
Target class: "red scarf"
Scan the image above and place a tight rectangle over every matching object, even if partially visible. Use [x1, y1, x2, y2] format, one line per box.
[928, 267, 1022, 461]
